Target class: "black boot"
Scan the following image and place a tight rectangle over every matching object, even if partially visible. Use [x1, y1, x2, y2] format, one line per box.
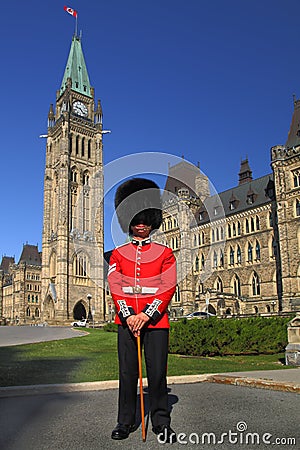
[111, 423, 136, 440]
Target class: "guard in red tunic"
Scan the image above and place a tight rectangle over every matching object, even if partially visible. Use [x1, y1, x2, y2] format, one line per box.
[109, 178, 177, 442]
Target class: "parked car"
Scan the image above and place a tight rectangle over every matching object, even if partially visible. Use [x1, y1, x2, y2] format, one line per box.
[71, 318, 88, 327]
[184, 311, 216, 319]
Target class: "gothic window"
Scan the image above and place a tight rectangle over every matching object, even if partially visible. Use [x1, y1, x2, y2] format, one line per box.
[296, 199, 300, 216]
[216, 228, 220, 241]
[229, 246, 234, 265]
[73, 253, 90, 285]
[215, 276, 223, 292]
[233, 223, 236, 237]
[35, 308, 40, 317]
[248, 243, 253, 262]
[250, 217, 255, 232]
[245, 219, 249, 234]
[213, 251, 218, 269]
[81, 137, 85, 157]
[228, 224, 231, 238]
[237, 245, 242, 264]
[220, 250, 224, 268]
[233, 274, 241, 297]
[76, 135, 79, 155]
[26, 307, 31, 317]
[220, 227, 224, 240]
[69, 134, 73, 154]
[237, 221, 241, 235]
[256, 216, 260, 230]
[83, 172, 89, 186]
[168, 219, 172, 230]
[229, 200, 235, 210]
[71, 168, 78, 183]
[252, 272, 260, 296]
[201, 231, 205, 245]
[212, 229, 215, 242]
[194, 256, 199, 273]
[27, 295, 30, 302]
[199, 212, 203, 221]
[255, 240, 261, 260]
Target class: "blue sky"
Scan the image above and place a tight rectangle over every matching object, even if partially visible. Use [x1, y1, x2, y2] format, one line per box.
[0, 0, 299, 258]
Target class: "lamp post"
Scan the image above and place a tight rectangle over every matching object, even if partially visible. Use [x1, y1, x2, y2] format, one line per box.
[87, 293, 92, 323]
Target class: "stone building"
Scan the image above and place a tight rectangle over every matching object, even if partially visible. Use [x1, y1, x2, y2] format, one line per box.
[40, 34, 105, 325]
[157, 96, 300, 317]
[0, 245, 42, 324]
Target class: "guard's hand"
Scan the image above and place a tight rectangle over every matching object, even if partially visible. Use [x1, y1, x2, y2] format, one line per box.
[131, 312, 150, 337]
[126, 315, 136, 334]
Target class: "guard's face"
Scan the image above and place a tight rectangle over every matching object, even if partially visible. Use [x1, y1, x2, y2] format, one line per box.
[130, 223, 152, 239]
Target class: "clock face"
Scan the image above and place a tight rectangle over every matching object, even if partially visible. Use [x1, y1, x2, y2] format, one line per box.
[73, 101, 88, 117]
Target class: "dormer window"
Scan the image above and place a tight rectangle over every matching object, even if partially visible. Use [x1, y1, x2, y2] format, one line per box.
[247, 193, 254, 204]
[229, 200, 236, 210]
[199, 211, 204, 221]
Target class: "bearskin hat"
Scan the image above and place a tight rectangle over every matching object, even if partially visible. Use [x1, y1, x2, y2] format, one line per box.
[114, 178, 162, 234]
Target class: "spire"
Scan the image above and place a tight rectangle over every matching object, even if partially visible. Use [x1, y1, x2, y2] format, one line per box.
[238, 158, 253, 185]
[285, 96, 300, 149]
[59, 35, 92, 98]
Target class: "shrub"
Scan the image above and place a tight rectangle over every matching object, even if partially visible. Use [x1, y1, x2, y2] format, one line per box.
[169, 316, 292, 356]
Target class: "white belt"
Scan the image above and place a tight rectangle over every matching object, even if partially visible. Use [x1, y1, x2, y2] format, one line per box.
[122, 286, 159, 294]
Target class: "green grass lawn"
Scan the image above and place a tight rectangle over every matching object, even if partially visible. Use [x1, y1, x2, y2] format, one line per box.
[0, 328, 290, 387]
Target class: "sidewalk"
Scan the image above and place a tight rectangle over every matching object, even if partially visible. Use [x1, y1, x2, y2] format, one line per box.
[0, 368, 299, 398]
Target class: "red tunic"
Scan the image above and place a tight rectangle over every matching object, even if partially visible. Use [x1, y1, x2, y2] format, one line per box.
[108, 239, 176, 328]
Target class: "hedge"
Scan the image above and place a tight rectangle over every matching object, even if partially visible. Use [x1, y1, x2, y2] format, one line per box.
[169, 316, 292, 356]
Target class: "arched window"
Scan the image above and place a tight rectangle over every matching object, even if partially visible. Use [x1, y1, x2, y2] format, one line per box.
[26, 307, 31, 317]
[250, 217, 255, 232]
[256, 216, 260, 230]
[215, 277, 223, 292]
[81, 137, 85, 157]
[248, 243, 253, 262]
[201, 253, 205, 269]
[237, 221, 241, 235]
[76, 135, 79, 155]
[35, 308, 40, 317]
[233, 223, 236, 237]
[201, 231, 205, 245]
[230, 246, 234, 265]
[88, 139, 91, 159]
[71, 168, 77, 183]
[245, 219, 249, 234]
[212, 229, 215, 242]
[220, 250, 224, 268]
[83, 172, 89, 186]
[213, 251, 218, 269]
[255, 240, 261, 260]
[252, 272, 260, 296]
[220, 227, 224, 240]
[216, 228, 220, 241]
[237, 245, 242, 264]
[233, 274, 241, 297]
[69, 134, 73, 154]
[194, 256, 199, 273]
[228, 224, 231, 238]
[73, 253, 90, 285]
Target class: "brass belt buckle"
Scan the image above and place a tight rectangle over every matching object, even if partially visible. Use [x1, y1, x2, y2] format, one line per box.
[133, 286, 142, 294]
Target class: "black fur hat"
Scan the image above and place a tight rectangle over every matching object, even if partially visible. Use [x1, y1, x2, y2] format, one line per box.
[114, 178, 162, 233]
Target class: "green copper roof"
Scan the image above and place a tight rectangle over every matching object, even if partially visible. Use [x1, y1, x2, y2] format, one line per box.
[59, 36, 92, 98]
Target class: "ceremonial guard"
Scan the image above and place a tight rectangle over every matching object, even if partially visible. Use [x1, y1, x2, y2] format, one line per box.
[108, 178, 177, 442]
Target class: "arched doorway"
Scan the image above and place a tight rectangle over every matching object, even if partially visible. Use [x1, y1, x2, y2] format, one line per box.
[73, 301, 87, 320]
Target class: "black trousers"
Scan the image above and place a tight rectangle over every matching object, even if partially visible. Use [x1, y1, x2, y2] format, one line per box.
[117, 325, 170, 428]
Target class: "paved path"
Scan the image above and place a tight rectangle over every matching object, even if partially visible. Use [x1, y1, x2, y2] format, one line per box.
[0, 383, 299, 450]
[0, 326, 87, 347]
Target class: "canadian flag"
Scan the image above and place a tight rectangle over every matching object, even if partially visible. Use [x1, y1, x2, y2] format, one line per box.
[64, 6, 78, 18]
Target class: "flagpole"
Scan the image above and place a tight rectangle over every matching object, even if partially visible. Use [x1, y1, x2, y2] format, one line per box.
[75, 14, 78, 37]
